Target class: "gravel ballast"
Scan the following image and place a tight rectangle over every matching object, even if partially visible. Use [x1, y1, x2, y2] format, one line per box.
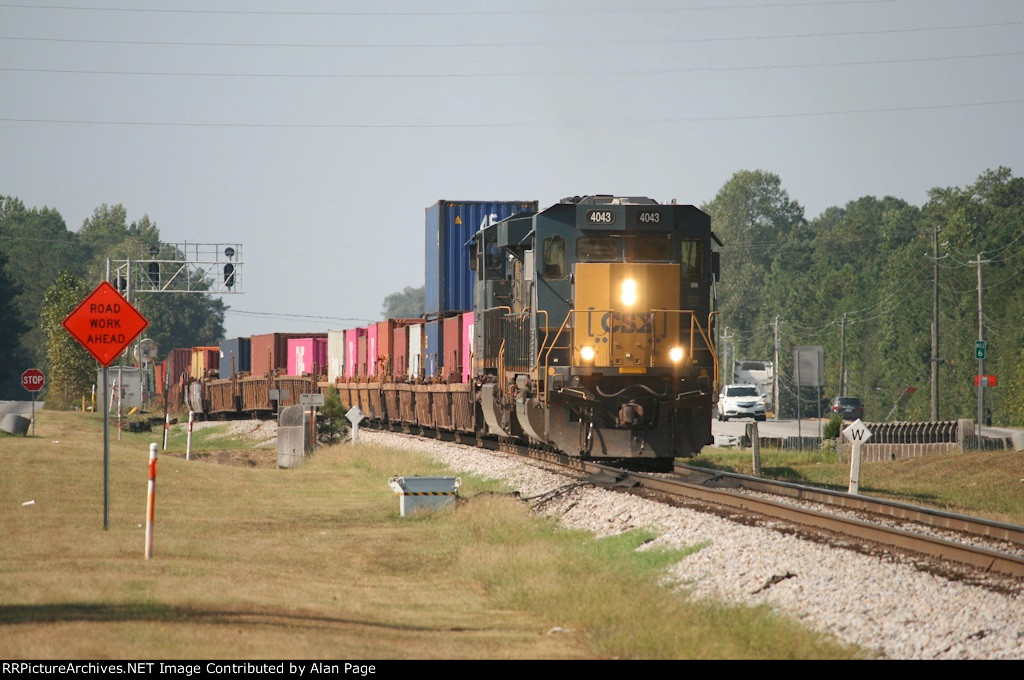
[362, 430, 1024, 660]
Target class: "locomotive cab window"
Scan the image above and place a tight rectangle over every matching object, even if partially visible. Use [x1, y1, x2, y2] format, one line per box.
[576, 233, 675, 262]
[577, 235, 621, 262]
[542, 236, 567, 279]
[632, 233, 674, 262]
[681, 239, 703, 278]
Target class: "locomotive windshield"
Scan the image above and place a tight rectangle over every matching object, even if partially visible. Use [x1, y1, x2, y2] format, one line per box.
[576, 233, 674, 262]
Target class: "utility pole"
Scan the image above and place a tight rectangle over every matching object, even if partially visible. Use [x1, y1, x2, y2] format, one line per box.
[839, 313, 846, 397]
[969, 253, 990, 434]
[931, 227, 940, 421]
[773, 315, 780, 419]
[722, 327, 731, 384]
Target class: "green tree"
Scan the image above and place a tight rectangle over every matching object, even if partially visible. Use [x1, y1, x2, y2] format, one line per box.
[317, 386, 349, 444]
[0, 250, 28, 398]
[40, 272, 96, 410]
[0, 196, 83, 370]
[381, 285, 425, 318]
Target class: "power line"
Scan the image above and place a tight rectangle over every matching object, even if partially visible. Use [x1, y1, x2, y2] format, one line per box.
[0, 2, 924, 17]
[7, 51, 1023, 80]
[225, 308, 377, 324]
[4, 99, 1020, 129]
[3, 20, 1020, 49]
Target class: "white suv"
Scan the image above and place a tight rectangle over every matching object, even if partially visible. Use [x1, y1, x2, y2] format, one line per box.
[717, 384, 767, 422]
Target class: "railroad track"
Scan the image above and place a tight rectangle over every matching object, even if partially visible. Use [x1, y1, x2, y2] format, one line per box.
[372, 422, 1024, 582]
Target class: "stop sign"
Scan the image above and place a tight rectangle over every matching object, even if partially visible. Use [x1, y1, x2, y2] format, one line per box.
[21, 368, 45, 392]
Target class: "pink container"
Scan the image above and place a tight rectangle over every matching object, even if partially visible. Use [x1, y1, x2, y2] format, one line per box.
[287, 338, 314, 376]
[344, 329, 357, 379]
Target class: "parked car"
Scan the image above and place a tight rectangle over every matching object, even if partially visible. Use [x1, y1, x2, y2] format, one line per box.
[717, 384, 767, 422]
[831, 396, 864, 420]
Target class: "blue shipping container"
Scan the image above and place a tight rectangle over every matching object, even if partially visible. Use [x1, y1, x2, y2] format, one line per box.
[219, 337, 251, 376]
[424, 319, 442, 379]
[425, 200, 538, 316]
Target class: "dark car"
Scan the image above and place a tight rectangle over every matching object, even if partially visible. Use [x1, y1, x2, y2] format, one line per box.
[831, 396, 864, 421]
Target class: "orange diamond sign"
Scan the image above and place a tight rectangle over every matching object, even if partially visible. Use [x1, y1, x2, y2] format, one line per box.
[63, 281, 149, 367]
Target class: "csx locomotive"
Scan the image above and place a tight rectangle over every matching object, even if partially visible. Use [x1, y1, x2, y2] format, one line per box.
[470, 195, 719, 470]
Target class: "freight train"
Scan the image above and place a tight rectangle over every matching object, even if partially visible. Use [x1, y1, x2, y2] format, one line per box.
[158, 196, 721, 471]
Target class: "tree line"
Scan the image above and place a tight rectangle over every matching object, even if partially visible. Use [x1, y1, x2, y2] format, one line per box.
[706, 167, 1024, 425]
[0, 199, 225, 405]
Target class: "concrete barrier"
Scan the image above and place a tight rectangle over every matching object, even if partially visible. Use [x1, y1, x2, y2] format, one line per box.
[276, 405, 310, 469]
[0, 414, 30, 436]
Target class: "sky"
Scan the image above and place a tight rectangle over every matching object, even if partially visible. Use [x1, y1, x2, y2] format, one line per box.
[2, 0, 1022, 341]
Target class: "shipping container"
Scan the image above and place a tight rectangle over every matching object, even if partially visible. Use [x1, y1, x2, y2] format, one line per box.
[366, 324, 379, 378]
[190, 346, 220, 380]
[327, 330, 346, 383]
[442, 314, 463, 382]
[287, 338, 315, 375]
[251, 332, 326, 376]
[407, 322, 423, 381]
[392, 324, 409, 379]
[344, 329, 358, 379]
[219, 337, 251, 376]
[461, 312, 474, 384]
[357, 333, 367, 378]
[167, 348, 192, 387]
[424, 319, 442, 379]
[425, 200, 538, 316]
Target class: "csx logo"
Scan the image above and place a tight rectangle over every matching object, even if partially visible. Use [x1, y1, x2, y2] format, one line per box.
[588, 311, 655, 335]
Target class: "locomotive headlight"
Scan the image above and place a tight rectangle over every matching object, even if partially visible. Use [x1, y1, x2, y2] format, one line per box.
[669, 346, 684, 363]
[620, 278, 638, 306]
[580, 345, 596, 362]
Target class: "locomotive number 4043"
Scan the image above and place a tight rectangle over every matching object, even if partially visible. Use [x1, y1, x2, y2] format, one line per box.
[586, 209, 616, 225]
[636, 210, 662, 224]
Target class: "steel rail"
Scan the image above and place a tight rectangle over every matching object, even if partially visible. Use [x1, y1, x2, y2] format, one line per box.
[674, 463, 1024, 547]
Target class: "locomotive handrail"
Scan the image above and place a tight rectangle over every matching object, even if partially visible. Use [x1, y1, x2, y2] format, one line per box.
[539, 310, 573, 405]
[707, 311, 720, 390]
[648, 308, 718, 389]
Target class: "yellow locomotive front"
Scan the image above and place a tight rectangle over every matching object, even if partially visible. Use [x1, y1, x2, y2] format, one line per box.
[572, 262, 686, 371]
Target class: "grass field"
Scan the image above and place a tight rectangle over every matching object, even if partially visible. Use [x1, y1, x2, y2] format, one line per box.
[691, 445, 1024, 525]
[1, 411, 868, 659]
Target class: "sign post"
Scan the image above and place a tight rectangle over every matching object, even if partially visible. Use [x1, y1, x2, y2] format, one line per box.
[21, 368, 45, 436]
[300, 393, 325, 450]
[843, 419, 873, 495]
[346, 405, 365, 444]
[62, 281, 149, 530]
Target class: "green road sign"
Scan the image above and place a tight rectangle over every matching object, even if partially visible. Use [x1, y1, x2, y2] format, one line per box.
[975, 340, 987, 359]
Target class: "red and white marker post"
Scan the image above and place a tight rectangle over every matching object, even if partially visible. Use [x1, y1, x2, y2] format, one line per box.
[145, 443, 157, 559]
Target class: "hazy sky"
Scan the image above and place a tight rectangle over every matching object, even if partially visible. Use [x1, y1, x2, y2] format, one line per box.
[2, 1, 1022, 341]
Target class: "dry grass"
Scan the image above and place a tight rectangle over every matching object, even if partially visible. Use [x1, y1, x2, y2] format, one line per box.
[1, 411, 861, 659]
[692, 446, 1024, 524]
